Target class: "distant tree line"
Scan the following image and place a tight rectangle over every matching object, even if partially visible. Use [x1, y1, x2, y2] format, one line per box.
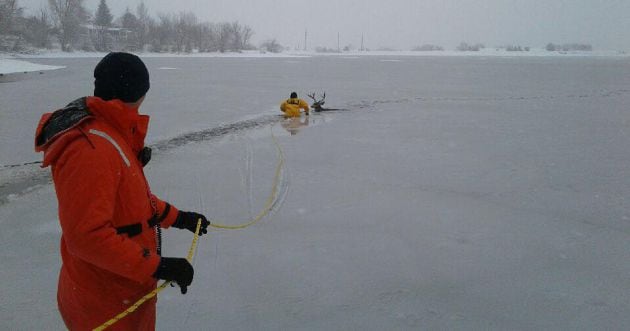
[411, 44, 444, 51]
[410, 42, 591, 52]
[504, 45, 530, 52]
[456, 42, 485, 52]
[0, 0, 257, 53]
[545, 43, 592, 52]
[315, 46, 340, 53]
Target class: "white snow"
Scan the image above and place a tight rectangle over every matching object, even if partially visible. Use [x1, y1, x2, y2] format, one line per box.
[0, 48, 626, 78]
[1, 55, 629, 330]
[0, 58, 64, 74]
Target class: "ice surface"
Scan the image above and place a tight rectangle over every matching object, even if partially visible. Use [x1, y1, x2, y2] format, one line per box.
[0, 58, 65, 75]
[1, 55, 629, 330]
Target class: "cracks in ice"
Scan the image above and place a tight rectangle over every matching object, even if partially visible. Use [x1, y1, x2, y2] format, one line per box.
[348, 88, 630, 110]
[0, 114, 285, 207]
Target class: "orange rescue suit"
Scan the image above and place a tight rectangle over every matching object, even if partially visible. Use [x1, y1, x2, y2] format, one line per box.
[34, 96, 180, 330]
[280, 98, 310, 117]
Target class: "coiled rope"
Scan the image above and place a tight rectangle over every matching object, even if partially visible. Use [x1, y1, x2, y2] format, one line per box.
[93, 126, 285, 330]
[209, 127, 285, 229]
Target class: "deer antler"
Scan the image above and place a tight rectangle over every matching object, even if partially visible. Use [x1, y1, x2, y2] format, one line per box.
[307, 92, 326, 110]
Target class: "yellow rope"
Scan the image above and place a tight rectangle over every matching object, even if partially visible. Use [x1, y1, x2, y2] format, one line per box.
[94, 127, 285, 330]
[209, 128, 285, 230]
[93, 220, 202, 331]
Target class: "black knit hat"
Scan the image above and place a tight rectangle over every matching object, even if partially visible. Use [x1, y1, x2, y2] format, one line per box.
[94, 52, 150, 103]
[290, 92, 297, 98]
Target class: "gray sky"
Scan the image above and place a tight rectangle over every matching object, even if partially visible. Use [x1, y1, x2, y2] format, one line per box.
[22, 0, 630, 51]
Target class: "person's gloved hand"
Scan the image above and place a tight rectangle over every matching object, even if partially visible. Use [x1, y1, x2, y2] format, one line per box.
[152, 257, 193, 294]
[173, 211, 210, 236]
[137, 147, 152, 167]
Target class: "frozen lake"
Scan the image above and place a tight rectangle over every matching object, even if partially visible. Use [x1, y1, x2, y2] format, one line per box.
[1, 55, 629, 330]
[3, 55, 630, 165]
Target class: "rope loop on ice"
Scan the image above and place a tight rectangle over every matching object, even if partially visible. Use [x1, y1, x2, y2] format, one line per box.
[93, 126, 285, 330]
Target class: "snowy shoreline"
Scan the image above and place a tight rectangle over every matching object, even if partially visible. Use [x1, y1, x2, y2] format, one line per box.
[0, 58, 65, 76]
[1, 48, 628, 75]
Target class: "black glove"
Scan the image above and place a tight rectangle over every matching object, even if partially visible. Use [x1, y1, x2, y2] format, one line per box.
[153, 257, 194, 294]
[137, 147, 152, 167]
[173, 211, 210, 236]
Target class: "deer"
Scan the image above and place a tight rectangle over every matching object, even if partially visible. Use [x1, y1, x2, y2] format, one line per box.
[307, 92, 326, 112]
[307, 92, 347, 112]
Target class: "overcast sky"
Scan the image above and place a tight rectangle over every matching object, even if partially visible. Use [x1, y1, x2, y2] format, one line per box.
[21, 0, 630, 51]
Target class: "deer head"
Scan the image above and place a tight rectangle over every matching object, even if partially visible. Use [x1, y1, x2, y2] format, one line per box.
[307, 92, 326, 109]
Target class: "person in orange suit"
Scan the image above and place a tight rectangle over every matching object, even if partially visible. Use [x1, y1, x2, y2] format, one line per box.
[280, 91, 310, 118]
[34, 52, 210, 330]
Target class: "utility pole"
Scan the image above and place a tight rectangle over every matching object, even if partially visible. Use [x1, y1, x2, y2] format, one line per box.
[337, 32, 340, 52]
[304, 29, 307, 51]
[360, 33, 364, 51]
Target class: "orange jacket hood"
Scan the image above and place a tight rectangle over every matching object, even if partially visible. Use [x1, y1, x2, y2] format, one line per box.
[35, 96, 150, 167]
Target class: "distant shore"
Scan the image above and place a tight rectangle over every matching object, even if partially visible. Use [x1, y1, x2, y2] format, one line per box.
[1, 48, 628, 76]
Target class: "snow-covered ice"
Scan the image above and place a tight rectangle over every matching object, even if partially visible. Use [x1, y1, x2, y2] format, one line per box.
[1, 55, 629, 330]
[0, 58, 64, 75]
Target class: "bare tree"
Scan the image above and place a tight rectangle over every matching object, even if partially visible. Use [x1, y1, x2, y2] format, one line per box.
[22, 8, 53, 48]
[224, 21, 253, 51]
[228, 21, 242, 51]
[240, 24, 253, 50]
[260, 39, 282, 53]
[153, 13, 174, 52]
[135, 1, 151, 50]
[198, 22, 217, 52]
[0, 0, 23, 35]
[48, 0, 88, 51]
[216, 22, 231, 52]
[190, 22, 205, 51]
[174, 12, 196, 53]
